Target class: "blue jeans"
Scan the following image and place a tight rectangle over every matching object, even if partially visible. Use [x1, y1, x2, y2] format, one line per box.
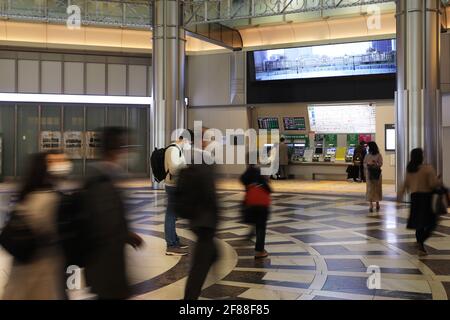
[165, 186, 180, 247]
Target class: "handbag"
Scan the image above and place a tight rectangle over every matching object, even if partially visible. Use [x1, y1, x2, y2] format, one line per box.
[432, 187, 449, 216]
[0, 210, 38, 263]
[368, 165, 382, 180]
[245, 184, 271, 207]
[241, 184, 271, 224]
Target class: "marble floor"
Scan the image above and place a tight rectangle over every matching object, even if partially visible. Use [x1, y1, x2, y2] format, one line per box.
[1, 180, 450, 300]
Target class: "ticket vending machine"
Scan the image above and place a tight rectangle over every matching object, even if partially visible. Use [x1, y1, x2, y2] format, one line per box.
[312, 147, 323, 162]
[313, 135, 325, 162]
[290, 143, 306, 163]
[345, 147, 355, 162]
[324, 146, 336, 162]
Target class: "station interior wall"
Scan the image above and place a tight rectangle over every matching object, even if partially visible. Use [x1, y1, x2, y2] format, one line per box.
[188, 102, 396, 181]
[188, 31, 450, 183]
[187, 52, 396, 181]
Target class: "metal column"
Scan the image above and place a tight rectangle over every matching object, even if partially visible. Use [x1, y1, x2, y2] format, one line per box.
[152, 0, 186, 188]
[395, 0, 442, 197]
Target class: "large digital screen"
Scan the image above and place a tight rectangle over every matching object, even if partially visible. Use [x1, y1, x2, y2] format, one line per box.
[253, 39, 396, 81]
[308, 104, 376, 134]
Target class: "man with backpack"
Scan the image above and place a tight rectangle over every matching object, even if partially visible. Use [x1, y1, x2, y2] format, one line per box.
[162, 135, 190, 256]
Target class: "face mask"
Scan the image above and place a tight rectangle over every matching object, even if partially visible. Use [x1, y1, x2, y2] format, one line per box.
[48, 162, 73, 177]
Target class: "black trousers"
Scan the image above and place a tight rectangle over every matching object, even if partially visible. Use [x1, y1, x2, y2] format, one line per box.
[255, 213, 268, 252]
[359, 164, 366, 181]
[184, 227, 217, 300]
[416, 226, 435, 245]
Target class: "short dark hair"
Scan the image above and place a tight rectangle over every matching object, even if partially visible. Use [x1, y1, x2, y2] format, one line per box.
[100, 126, 129, 157]
[280, 137, 285, 142]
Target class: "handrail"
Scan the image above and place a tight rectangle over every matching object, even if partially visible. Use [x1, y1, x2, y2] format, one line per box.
[182, 0, 396, 25]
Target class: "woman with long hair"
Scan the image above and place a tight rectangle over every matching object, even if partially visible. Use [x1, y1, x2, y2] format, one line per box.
[2, 151, 71, 300]
[364, 141, 383, 213]
[398, 148, 441, 255]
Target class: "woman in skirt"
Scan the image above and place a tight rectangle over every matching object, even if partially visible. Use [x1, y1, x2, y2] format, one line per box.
[398, 148, 441, 255]
[364, 142, 383, 213]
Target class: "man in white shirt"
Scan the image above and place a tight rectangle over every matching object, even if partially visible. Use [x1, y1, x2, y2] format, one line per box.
[164, 135, 189, 256]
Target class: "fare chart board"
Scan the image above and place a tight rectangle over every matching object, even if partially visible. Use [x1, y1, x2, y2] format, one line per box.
[308, 104, 376, 134]
[283, 117, 306, 131]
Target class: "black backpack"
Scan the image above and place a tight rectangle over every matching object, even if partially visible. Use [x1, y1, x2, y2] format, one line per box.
[150, 144, 181, 183]
[0, 209, 40, 263]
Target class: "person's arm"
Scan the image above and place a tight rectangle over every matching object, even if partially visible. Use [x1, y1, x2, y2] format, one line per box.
[427, 166, 441, 189]
[378, 154, 384, 167]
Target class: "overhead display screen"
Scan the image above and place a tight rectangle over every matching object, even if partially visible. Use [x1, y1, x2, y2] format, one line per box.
[283, 117, 306, 131]
[258, 117, 279, 130]
[308, 104, 376, 134]
[253, 39, 396, 81]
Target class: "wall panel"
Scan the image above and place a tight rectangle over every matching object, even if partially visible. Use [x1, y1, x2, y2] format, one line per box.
[86, 63, 106, 95]
[0, 59, 16, 92]
[64, 62, 85, 94]
[18, 60, 39, 93]
[41, 61, 62, 94]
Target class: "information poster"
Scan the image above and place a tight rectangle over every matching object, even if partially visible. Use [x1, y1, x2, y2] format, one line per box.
[325, 134, 337, 147]
[85, 131, 102, 160]
[347, 134, 359, 146]
[64, 131, 84, 159]
[385, 124, 395, 151]
[40, 131, 62, 152]
[308, 104, 376, 134]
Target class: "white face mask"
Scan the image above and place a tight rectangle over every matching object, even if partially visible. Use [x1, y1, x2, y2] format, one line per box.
[48, 162, 73, 177]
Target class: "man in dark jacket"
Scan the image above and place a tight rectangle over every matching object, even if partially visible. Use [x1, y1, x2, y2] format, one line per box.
[83, 127, 143, 300]
[176, 141, 219, 300]
[353, 141, 367, 182]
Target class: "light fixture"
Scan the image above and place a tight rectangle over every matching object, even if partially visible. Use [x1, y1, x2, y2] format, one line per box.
[0, 93, 152, 105]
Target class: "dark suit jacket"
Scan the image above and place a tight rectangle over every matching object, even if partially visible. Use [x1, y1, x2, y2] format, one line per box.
[83, 165, 131, 300]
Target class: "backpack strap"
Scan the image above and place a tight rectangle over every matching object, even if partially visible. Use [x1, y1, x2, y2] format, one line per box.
[165, 144, 183, 179]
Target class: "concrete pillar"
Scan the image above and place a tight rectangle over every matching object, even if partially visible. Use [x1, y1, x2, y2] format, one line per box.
[395, 0, 442, 197]
[152, 0, 186, 187]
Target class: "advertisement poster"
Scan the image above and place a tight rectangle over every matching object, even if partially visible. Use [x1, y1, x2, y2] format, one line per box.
[85, 131, 102, 160]
[64, 131, 84, 159]
[359, 134, 373, 144]
[40, 131, 62, 152]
